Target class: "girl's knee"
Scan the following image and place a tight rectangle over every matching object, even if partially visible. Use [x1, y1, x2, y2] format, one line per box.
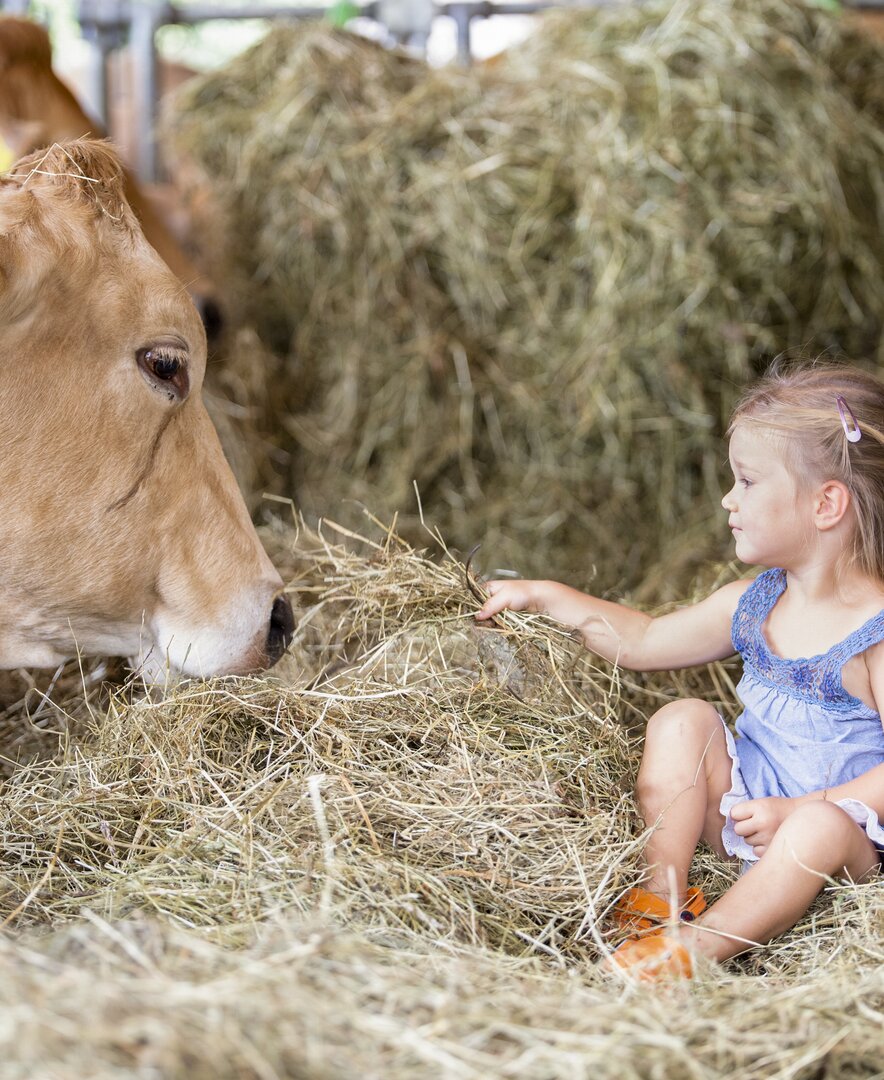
[645, 699, 720, 747]
[637, 699, 726, 801]
[773, 801, 872, 873]
[780, 800, 853, 837]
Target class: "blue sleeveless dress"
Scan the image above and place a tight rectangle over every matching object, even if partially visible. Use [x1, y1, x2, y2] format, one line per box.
[719, 568, 884, 863]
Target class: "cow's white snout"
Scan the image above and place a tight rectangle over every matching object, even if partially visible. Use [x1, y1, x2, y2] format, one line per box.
[137, 577, 294, 683]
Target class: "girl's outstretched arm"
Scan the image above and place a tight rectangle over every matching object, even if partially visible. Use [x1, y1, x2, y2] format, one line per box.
[475, 578, 751, 671]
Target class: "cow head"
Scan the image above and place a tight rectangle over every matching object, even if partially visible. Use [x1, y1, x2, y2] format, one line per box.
[0, 139, 293, 679]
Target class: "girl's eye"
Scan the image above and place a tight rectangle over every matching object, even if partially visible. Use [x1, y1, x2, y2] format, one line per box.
[740, 478, 753, 488]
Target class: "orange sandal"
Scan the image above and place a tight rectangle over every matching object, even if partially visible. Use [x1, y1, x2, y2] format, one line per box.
[612, 885, 706, 936]
[608, 933, 693, 981]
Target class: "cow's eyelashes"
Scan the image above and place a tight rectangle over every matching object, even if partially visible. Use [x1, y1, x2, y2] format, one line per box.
[137, 347, 189, 402]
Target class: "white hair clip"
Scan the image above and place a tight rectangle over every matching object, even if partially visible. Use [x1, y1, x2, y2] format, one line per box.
[836, 395, 862, 443]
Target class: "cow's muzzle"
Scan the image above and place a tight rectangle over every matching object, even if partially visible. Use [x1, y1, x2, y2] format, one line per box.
[266, 593, 295, 667]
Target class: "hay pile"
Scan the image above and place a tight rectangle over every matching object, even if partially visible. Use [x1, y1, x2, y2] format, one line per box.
[1, 908, 883, 1078]
[0, 516, 881, 1077]
[0, 517, 644, 952]
[168, 0, 884, 595]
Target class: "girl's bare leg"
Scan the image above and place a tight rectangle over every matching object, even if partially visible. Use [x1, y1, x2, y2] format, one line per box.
[635, 699, 734, 903]
[682, 800, 880, 963]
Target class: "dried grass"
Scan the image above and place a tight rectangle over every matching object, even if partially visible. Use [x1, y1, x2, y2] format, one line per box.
[0, 516, 880, 1077]
[0, 517, 642, 951]
[168, 0, 884, 595]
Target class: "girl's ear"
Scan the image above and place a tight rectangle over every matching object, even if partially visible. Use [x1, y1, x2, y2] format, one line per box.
[813, 480, 852, 532]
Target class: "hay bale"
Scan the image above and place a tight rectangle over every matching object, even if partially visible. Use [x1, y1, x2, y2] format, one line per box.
[169, 0, 884, 595]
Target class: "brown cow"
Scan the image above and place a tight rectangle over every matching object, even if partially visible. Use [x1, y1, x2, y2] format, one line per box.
[0, 16, 221, 339]
[0, 138, 292, 680]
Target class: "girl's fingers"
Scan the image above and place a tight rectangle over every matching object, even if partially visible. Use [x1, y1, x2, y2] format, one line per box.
[734, 821, 766, 846]
[729, 800, 753, 820]
[475, 582, 498, 619]
[475, 581, 533, 619]
[476, 594, 507, 620]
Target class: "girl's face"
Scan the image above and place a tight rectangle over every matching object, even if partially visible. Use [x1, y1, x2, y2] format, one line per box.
[722, 424, 816, 569]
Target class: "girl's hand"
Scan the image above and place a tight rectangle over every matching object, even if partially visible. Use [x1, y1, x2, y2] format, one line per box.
[730, 796, 796, 856]
[474, 579, 541, 621]
[476, 576, 747, 671]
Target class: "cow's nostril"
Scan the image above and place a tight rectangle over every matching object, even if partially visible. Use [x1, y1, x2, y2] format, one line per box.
[266, 594, 295, 666]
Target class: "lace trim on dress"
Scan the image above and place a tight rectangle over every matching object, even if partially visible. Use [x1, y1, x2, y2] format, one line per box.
[731, 568, 884, 713]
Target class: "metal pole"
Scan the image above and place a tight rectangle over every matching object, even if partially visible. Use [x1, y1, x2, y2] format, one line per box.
[173, 4, 332, 19]
[84, 37, 109, 128]
[130, 1, 164, 181]
[77, 1, 134, 130]
[447, 2, 473, 64]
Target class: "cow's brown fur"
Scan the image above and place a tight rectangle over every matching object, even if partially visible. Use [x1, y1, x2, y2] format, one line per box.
[0, 139, 284, 678]
[0, 17, 219, 330]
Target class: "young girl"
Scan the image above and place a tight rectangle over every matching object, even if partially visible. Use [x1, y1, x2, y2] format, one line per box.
[476, 362, 884, 979]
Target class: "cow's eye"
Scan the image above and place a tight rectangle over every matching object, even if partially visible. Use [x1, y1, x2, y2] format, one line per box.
[137, 346, 189, 402]
[152, 355, 179, 379]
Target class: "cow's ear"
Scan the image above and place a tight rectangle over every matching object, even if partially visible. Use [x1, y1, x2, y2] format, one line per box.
[0, 17, 53, 74]
[8, 138, 135, 226]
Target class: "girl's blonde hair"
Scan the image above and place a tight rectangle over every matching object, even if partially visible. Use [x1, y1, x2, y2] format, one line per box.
[728, 360, 884, 584]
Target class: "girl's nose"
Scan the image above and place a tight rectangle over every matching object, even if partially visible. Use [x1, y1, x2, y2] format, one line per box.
[721, 487, 736, 511]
